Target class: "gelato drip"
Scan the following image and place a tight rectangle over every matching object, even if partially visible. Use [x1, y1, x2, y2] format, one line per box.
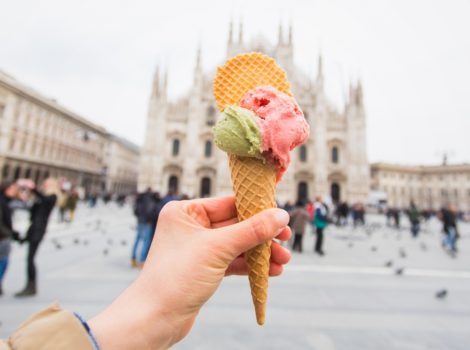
[240, 86, 310, 181]
[213, 105, 263, 160]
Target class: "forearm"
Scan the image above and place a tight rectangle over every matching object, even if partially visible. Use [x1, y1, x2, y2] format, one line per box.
[89, 280, 179, 350]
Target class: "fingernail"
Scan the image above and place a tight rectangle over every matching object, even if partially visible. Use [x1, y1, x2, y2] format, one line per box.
[274, 209, 289, 226]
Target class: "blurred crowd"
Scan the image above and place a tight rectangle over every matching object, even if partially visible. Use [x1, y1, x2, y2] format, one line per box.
[0, 178, 465, 298]
[282, 197, 462, 258]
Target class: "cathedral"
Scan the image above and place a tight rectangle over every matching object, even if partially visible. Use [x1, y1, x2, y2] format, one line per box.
[138, 22, 369, 204]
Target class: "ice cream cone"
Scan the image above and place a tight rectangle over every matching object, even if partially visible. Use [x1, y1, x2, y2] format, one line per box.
[228, 154, 276, 325]
[213, 52, 300, 325]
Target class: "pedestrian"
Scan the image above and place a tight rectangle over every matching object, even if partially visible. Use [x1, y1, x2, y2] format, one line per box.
[313, 195, 329, 256]
[57, 189, 68, 223]
[392, 208, 401, 229]
[66, 189, 79, 222]
[407, 201, 420, 237]
[289, 200, 310, 253]
[131, 187, 158, 268]
[438, 203, 459, 254]
[0, 181, 19, 296]
[15, 178, 60, 297]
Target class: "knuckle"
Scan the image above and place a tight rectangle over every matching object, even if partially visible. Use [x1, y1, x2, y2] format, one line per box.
[248, 215, 271, 244]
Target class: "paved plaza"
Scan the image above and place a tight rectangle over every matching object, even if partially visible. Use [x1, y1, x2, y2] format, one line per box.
[1, 202, 470, 349]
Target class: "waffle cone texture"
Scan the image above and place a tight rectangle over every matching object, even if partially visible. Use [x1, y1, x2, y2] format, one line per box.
[213, 52, 291, 325]
[229, 155, 277, 325]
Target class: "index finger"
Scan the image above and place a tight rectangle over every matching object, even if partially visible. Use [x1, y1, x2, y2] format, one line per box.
[191, 196, 237, 223]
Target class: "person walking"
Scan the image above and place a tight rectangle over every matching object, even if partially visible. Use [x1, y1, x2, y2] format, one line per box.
[15, 178, 59, 297]
[313, 195, 329, 256]
[407, 201, 420, 238]
[131, 188, 157, 268]
[66, 189, 79, 222]
[289, 201, 310, 253]
[0, 181, 19, 296]
[439, 203, 459, 254]
[57, 189, 68, 223]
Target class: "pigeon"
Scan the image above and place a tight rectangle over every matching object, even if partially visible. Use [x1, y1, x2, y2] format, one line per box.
[55, 243, 63, 250]
[435, 289, 448, 299]
[384, 260, 393, 267]
[121, 240, 127, 246]
[371, 246, 378, 252]
[83, 240, 89, 246]
[73, 238, 80, 245]
[395, 268, 404, 275]
[420, 243, 428, 252]
[348, 242, 354, 248]
[103, 249, 108, 256]
[399, 248, 407, 258]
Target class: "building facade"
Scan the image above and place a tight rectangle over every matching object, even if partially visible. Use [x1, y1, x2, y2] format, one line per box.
[105, 134, 140, 195]
[0, 70, 140, 195]
[139, 23, 370, 204]
[370, 162, 470, 210]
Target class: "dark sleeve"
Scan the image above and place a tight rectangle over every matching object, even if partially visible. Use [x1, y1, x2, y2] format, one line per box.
[0, 208, 13, 239]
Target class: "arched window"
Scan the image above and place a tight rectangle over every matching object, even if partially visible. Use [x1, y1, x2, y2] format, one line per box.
[204, 140, 212, 158]
[24, 168, 32, 179]
[206, 106, 216, 126]
[299, 145, 307, 162]
[200, 177, 211, 198]
[2, 164, 9, 179]
[331, 146, 339, 164]
[34, 169, 41, 183]
[172, 139, 180, 157]
[14, 166, 21, 180]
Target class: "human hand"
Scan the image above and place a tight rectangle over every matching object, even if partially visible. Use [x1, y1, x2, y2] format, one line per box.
[89, 196, 291, 350]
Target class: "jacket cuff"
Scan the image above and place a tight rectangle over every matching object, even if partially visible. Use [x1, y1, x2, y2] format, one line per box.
[7, 303, 95, 350]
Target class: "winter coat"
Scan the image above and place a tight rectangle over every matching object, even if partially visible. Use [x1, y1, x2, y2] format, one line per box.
[289, 207, 310, 234]
[0, 194, 13, 241]
[26, 190, 57, 243]
[0, 304, 95, 350]
[313, 201, 329, 229]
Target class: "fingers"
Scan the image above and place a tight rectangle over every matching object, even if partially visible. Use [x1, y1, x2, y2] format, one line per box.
[225, 257, 284, 277]
[275, 226, 291, 241]
[213, 208, 289, 258]
[190, 196, 237, 223]
[271, 241, 291, 265]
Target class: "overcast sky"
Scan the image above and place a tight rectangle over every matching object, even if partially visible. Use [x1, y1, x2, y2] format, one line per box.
[1, 0, 469, 165]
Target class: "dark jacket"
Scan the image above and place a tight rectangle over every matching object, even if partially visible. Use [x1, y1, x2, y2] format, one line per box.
[26, 190, 57, 243]
[289, 207, 310, 234]
[0, 193, 13, 240]
[134, 192, 157, 224]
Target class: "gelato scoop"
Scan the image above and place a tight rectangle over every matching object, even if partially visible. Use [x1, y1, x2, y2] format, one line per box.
[214, 86, 310, 181]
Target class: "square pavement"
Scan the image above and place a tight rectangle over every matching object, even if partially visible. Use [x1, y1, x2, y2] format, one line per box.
[1, 203, 469, 349]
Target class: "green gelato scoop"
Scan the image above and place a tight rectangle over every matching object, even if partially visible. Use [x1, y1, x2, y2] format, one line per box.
[213, 105, 264, 160]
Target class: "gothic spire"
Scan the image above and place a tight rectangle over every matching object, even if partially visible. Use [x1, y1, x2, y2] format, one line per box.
[278, 22, 284, 45]
[162, 68, 168, 98]
[288, 22, 293, 45]
[238, 20, 243, 43]
[228, 19, 233, 44]
[152, 65, 160, 97]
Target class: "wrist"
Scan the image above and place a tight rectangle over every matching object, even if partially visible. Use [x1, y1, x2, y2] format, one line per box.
[89, 280, 179, 350]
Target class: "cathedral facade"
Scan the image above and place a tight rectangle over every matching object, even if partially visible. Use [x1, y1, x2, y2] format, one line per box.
[139, 23, 369, 204]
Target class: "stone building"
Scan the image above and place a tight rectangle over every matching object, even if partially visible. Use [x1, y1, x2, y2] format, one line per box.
[139, 23, 370, 204]
[105, 134, 140, 194]
[0, 70, 139, 195]
[370, 162, 470, 210]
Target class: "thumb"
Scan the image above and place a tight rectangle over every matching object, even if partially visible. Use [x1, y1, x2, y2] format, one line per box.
[213, 208, 289, 258]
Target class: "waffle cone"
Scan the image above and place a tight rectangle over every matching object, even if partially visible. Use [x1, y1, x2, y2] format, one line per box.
[213, 52, 291, 112]
[228, 154, 277, 325]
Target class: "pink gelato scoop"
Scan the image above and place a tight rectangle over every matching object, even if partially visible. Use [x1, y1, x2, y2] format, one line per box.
[240, 86, 310, 181]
